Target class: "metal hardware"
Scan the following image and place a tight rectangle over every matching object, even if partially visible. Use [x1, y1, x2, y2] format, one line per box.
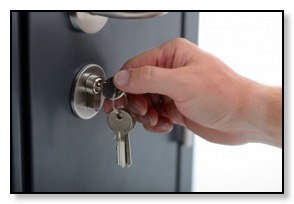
[90, 12, 168, 19]
[71, 64, 106, 119]
[85, 75, 105, 95]
[182, 128, 194, 147]
[102, 76, 125, 100]
[107, 108, 136, 168]
[69, 12, 168, 34]
[69, 12, 108, 34]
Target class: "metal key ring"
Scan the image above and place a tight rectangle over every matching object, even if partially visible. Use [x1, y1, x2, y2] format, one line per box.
[111, 92, 128, 116]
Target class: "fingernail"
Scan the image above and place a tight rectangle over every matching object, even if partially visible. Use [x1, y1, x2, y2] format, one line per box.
[159, 123, 171, 132]
[129, 103, 142, 115]
[140, 115, 152, 126]
[114, 70, 129, 86]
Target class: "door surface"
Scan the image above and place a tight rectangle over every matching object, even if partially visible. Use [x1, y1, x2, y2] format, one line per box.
[12, 11, 198, 192]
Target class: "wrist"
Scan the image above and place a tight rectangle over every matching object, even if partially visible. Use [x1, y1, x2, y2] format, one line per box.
[243, 81, 282, 147]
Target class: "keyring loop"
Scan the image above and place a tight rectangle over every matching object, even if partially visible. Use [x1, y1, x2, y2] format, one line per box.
[111, 92, 128, 116]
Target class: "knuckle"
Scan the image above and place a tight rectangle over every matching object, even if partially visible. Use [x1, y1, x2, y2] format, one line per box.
[171, 38, 189, 45]
[139, 66, 153, 81]
[160, 38, 188, 49]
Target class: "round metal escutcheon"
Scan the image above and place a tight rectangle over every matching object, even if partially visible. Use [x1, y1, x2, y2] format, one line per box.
[71, 64, 106, 119]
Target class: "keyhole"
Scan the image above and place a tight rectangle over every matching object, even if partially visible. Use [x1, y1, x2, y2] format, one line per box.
[92, 78, 105, 94]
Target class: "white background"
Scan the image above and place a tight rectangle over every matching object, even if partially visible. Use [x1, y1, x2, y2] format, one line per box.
[1, 0, 292, 203]
[193, 12, 282, 192]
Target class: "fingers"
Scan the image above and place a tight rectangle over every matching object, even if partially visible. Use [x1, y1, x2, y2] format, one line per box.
[103, 93, 173, 134]
[143, 115, 173, 134]
[134, 113, 173, 134]
[112, 38, 199, 100]
[103, 94, 148, 115]
[104, 38, 198, 134]
[127, 94, 148, 115]
[129, 95, 173, 133]
[103, 96, 126, 114]
[113, 66, 184, 100]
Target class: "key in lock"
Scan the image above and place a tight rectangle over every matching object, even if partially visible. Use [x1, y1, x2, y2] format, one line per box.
[71, 64, 124, 119]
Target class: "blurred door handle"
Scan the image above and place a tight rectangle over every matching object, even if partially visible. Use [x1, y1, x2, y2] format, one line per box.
[70, 12, 168, 34]
[90, 12, 167, 19]
[182, 128, 194, 147]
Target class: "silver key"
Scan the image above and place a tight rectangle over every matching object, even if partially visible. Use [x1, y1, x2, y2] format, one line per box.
[107, 109, 135, 167]
[102, 76, 125, 100]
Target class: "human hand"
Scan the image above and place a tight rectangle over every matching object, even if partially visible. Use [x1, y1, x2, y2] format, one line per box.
[104, 38, 282, 147]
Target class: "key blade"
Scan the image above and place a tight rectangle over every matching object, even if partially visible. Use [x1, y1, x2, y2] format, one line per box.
[115, 132, 132, 168]
[107, 109, 135, 168]
[124, 134, 132, 167]
[116, 131, 127, 168]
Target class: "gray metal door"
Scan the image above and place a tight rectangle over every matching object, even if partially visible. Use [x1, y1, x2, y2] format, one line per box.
[11, 11, 198, 192]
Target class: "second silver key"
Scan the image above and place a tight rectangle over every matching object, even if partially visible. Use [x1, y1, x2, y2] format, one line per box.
[107, 109, 135, 168]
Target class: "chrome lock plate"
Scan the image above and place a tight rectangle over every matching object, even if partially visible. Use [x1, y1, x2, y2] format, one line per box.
[71, 64, 106, 119]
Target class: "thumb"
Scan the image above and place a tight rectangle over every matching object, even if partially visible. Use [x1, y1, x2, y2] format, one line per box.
[113, 66, 181, 98]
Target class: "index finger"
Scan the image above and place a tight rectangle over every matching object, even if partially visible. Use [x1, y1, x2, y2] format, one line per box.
[121, 38, 194, 70]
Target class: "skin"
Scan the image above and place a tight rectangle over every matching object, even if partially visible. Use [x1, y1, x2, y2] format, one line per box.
[104, 38, 282, 148]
